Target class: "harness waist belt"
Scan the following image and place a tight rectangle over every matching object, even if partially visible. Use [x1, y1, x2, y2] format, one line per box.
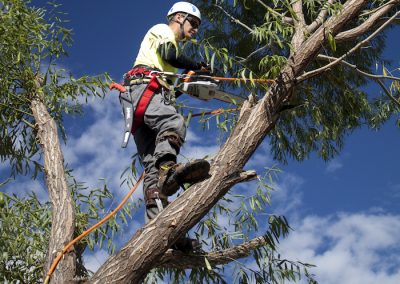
[128, 67, 161, 134]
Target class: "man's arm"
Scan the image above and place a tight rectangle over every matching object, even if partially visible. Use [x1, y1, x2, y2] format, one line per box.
[158, 43, 202, 71]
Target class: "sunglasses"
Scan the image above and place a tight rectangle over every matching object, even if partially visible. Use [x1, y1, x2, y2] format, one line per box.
[187, 17, 200, 29]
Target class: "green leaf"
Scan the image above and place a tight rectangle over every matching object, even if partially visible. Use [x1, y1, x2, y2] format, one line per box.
[327, 31, 337, 52]
[204, 257, 212, 270]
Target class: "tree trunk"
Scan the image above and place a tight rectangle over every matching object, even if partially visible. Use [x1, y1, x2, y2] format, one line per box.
[30, 91, 76, 283]
[90, 0, 368, 282]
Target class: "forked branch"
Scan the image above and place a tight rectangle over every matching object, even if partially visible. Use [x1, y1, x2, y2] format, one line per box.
[297, 10, 400, 82]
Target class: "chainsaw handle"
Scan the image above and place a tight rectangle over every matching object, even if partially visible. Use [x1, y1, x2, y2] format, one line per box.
[183, 70, 196, 82]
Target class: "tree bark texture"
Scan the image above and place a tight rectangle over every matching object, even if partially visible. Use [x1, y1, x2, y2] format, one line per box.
[31, 95, 76, 283]
[90, 1, 370, 282]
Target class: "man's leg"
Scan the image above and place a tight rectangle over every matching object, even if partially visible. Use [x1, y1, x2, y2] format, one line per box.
[134, 124, 168, 223]
[136, 91, 209, 252]
[144, 93, 210, 197]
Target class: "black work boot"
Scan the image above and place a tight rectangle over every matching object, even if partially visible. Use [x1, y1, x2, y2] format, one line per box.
[157, 159, 211, 196]
[172, 237, 202, 253]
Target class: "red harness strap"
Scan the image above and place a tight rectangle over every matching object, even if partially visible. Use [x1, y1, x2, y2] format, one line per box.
[129, 68, 161, 134]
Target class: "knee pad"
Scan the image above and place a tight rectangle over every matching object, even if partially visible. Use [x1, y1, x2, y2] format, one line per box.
[156, 131, 184, 151]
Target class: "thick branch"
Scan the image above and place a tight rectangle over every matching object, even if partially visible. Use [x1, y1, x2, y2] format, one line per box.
[336, 0, 400, 43]
[297, 10, 400, 82]
[292, 0, 306, 25]
[90, 1, 370, 283]
[307, 0, 335, 33]
[291, 0, 307, 52]
[158, 236, 268, 269]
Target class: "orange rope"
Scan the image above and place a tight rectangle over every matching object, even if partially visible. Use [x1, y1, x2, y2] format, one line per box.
[44, 172, 145, 284]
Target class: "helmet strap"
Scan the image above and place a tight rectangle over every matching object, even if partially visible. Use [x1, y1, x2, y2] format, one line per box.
[170, 13, 189, 40]
[180, 14, 188, 39]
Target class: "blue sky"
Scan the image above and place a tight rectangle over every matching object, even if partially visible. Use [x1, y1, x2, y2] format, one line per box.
[2, 1, 400, 283]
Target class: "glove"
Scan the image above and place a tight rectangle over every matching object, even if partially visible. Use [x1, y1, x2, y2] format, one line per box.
[196, 62, 212, 75]
[198, 61, 211, 70]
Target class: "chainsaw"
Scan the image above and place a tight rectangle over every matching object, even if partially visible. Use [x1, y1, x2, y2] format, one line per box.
[173, 70, 247, 104]
[177, 80, 246, 104]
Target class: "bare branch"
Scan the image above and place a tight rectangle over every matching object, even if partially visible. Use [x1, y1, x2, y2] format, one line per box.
[377, 79, 400, 108]
[317, 54, 400, 81]
[336, 0, 400, 43]
[238, 46, 268, 63]
[307, 0, 335, 33]
[255, 0, 294, 24]
[214, 4, 253, 33]
[317, 54, 400, 107]
[226, 170, 258, 184]
[158, 236, 268, 269]
[297, 10, 400, 82]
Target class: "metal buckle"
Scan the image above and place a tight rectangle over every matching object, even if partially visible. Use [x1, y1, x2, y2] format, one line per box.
[149, 70, 160, 77]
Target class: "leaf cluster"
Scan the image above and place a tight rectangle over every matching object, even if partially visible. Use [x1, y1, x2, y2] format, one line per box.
[0, 168, 138, 281]
[0, 0, 110, 178]
[0, 191, 50, 283]
[191, 0, 398, 163]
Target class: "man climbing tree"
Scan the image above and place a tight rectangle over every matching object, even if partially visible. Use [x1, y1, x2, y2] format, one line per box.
[119, 1, 211, 252]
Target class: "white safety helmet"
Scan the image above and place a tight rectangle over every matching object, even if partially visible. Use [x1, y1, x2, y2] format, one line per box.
[167, 2, 201, 22]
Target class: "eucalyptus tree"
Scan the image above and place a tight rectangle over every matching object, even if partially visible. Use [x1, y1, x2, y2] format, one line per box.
[0, 0, 108, 282]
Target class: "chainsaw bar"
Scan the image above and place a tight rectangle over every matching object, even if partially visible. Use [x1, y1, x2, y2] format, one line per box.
[178, 81, 246, 105]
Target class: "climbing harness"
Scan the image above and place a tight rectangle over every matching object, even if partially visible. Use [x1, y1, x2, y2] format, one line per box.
[44, 172, 145, 284]
[110, 69, 275, 148]
[117, 67, 164, 148]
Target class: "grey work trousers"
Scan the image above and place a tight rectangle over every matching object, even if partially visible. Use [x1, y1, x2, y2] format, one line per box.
[130, 84, 186, 221]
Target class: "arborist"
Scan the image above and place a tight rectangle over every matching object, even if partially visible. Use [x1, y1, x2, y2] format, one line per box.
[120, 2, 210, 251]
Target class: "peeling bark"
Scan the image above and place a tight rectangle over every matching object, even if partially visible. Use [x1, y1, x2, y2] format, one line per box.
[30, 88, 76, 283]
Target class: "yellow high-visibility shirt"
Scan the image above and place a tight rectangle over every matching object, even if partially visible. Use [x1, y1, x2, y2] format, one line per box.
[134, 24, 179, 73]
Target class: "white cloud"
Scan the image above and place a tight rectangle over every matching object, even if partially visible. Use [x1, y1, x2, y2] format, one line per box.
[325, 158, 343, 174]
[62, 93, 137, 198]
[84, 249, 110, 273]
[389, 183, 400, 200]
[280, 213, 400, 284]
[2, 176, 48, 202]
